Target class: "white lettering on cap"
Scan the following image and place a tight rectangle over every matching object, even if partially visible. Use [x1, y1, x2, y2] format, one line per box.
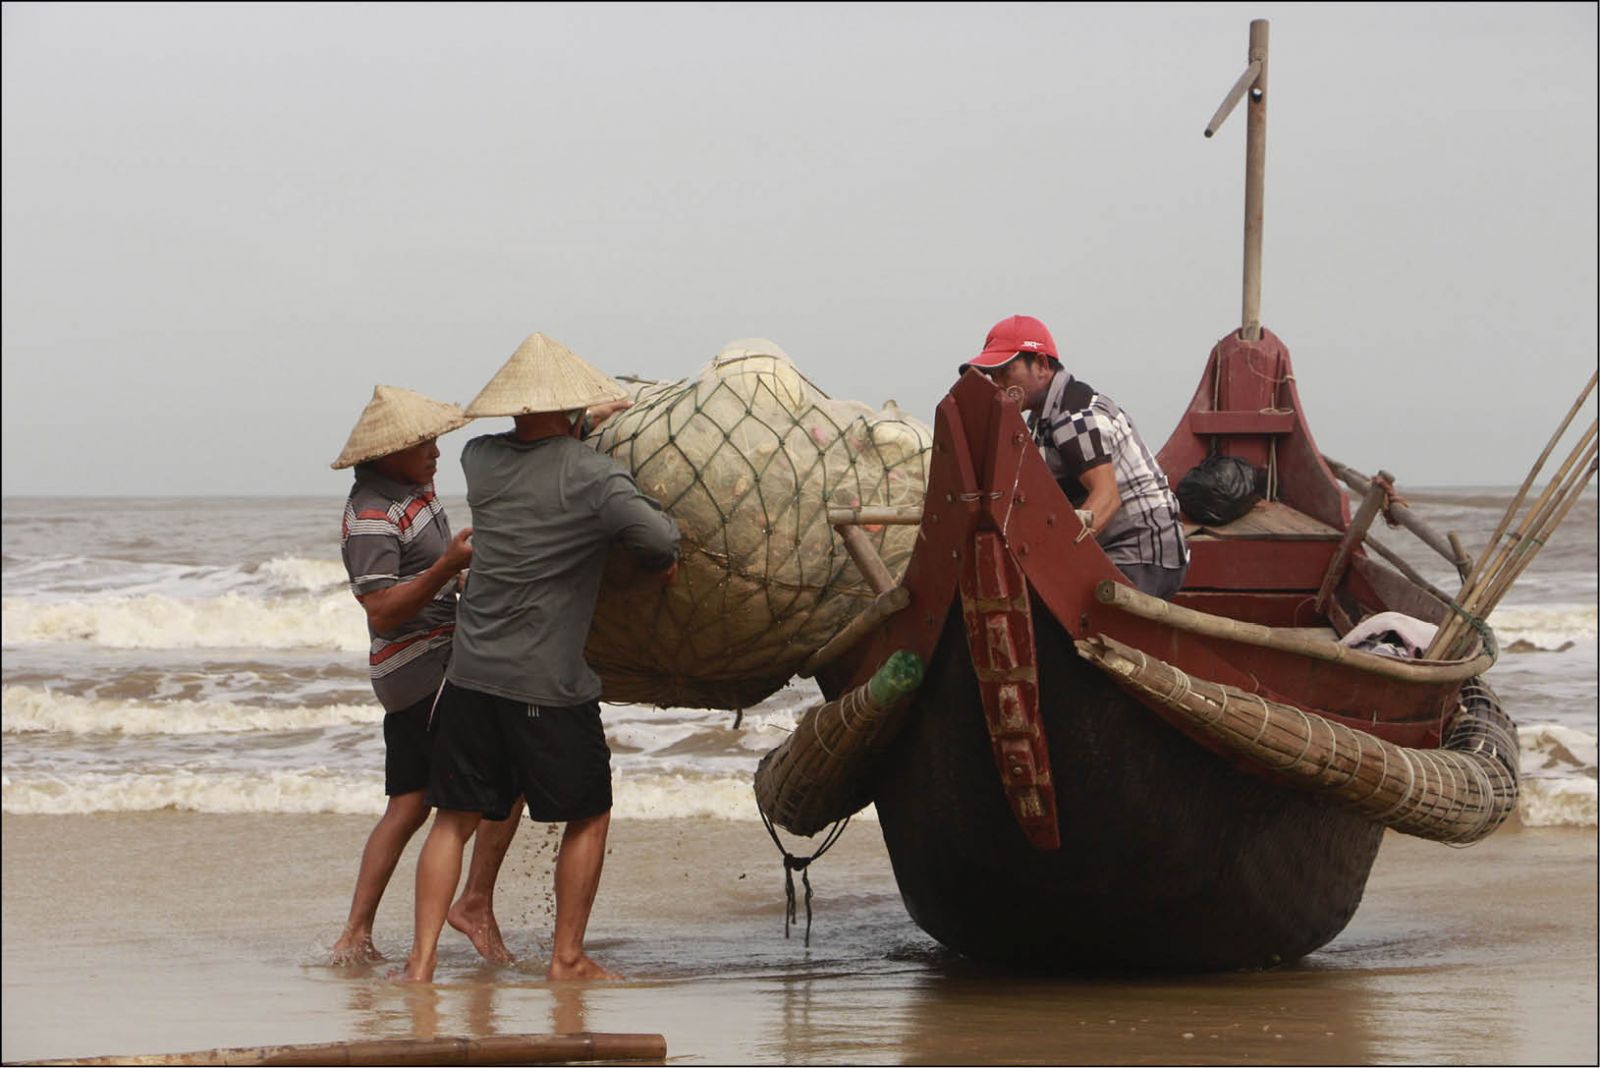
[1022, 341, 1042, 349]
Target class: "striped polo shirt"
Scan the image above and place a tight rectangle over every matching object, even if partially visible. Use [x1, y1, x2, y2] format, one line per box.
[340, 465, 458, 712]
[1031, 373, 1189, 572]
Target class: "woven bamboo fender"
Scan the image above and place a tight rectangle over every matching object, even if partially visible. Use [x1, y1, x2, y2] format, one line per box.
[754, 650, 925, 836]
[1077, 634, 1519, 844]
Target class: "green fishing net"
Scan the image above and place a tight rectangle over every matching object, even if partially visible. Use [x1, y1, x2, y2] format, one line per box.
[585, 338, 931, 709]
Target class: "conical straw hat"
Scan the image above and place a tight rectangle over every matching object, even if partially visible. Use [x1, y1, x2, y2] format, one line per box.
[330, 385, 470, 470]
[465, 333, 627, 418]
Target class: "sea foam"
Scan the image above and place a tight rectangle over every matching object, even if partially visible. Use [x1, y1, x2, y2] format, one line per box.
[1, 593, 368, 651]
[0, 767, 863, 821]
[255, 556, 349, 593]
[1519, 777, 1597, 828]
[1489, 602, 1598, 651]
[1, 686, 381, 735]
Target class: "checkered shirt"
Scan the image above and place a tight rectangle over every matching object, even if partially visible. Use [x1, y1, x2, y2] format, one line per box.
[1030, 373, 1188, 570]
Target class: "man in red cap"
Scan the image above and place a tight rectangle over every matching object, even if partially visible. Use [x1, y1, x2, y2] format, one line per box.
[961, 315, 1189, 599]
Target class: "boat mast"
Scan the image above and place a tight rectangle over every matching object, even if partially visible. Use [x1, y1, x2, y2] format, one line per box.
[1205, 19, 1269, 341]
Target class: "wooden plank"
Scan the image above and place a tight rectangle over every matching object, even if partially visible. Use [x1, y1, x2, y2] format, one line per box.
[1183, 537, 1339, 590]
[1173, 591, 1332, 628]
[1314, 473, 1392, 619]
[1188, 410, 1296, 436]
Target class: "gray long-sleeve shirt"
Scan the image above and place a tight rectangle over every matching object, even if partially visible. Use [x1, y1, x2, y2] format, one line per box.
[447, 432, 680, 705]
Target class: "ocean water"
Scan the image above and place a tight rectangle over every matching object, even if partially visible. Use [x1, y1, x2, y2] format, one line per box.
[1, 491, 1594, 827]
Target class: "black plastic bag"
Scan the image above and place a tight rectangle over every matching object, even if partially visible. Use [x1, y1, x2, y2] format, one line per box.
[1176, 455, 1261, 525]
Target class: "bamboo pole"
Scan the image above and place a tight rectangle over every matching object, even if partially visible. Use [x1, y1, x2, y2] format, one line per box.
[1447, 532, 1473, 579]
[1465, 421, 1596, 606]
[835, 523, 896, 595]
[1363, 533, 1463, 612]
[799, 586, 910, 678]
[1458, 370, 1596, 600]
[1471, 448, 1597, 624]
[17, 1033, 669, 1067]
[1202, 19, 1269, 339]
[1203, 60, 1262, 138]
[826, 505, 923, 526]
[1427, 419, 1597, 658]
[1094, 579, 1492, 679]
[1322, 456, 1471, 575]
[1241, 19, 1269, 340]
[1314, 471, 1392, 626]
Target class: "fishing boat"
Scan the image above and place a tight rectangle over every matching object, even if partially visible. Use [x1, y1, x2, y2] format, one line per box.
[754, 19, 1527, 971]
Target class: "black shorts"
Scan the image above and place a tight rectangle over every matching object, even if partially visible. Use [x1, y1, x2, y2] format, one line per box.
[426, 681, 613, 823]
[382, 690, 437, 796]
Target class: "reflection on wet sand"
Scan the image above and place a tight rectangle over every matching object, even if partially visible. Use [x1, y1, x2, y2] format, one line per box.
[548, 984, 589, 1035]
[340, 975, 593, 1046]
[889, 966, 1381, 1066]
[343, 977, 500, 1042]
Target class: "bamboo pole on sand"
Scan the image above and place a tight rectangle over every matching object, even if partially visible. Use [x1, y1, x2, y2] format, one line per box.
[14, 1032, 668, 1067]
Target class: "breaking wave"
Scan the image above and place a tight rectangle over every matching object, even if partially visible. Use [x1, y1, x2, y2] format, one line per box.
[1, 686, 381, 735]
[1489, 603, 1597, 652]
[0, 592, 369, 651]
[0, 767, 875, 822]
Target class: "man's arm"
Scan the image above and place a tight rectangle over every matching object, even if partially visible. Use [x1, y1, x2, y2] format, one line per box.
[597, 471, 680, 572]
[356, 527, 474, 633]
[1076, 464, 1121, 539]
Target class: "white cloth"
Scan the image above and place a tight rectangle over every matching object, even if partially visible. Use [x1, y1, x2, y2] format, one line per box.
[1338, 611, 1439, 659]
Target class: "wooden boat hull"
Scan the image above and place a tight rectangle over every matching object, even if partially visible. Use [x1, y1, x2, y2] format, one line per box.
[779, 338, 1507, 972]
[872, 604, 1384, 971]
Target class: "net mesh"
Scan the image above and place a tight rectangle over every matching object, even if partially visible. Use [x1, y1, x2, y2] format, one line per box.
[584, 339, 932, 709]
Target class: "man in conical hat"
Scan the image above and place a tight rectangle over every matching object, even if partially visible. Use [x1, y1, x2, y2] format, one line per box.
[330, 385, 522, 965]
[400, 334, 680, 983]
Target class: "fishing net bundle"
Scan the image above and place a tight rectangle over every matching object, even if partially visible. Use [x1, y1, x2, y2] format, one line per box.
[584, 338, 932, 709]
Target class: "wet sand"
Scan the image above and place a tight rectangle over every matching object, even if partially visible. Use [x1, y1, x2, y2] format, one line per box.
[1, 813, 1594, 1065]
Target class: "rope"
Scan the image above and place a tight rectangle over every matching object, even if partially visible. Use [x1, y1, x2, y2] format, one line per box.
[759, 808, 850, 947]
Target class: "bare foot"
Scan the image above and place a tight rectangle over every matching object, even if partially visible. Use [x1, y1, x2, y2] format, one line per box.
[391, 955, 436, 983]
[546, 953, 622, 981]
[448, 897, 515, 965]
[330, 931, 385, 965]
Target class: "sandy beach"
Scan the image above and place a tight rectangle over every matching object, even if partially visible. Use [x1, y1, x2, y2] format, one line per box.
[2, 812, 1593, 1065]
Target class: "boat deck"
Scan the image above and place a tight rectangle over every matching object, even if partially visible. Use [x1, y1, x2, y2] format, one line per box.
[1183, 499, 1341, 542]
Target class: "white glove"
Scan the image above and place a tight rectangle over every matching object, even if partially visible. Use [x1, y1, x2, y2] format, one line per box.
[1074, 509, 1096, 544]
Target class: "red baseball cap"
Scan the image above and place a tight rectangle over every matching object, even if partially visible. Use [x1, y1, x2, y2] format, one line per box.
[960, 314, 1059, 373]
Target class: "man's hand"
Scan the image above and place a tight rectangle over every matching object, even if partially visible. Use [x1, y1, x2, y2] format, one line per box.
[586, 398, 635, 432]
[358, 528, 473, 634]
[1074, 509, 1096, 544]
[441, 527, 474, 573]
[660, 560, 679, 587]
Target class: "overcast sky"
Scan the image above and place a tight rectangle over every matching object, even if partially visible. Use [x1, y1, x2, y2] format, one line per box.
[2, 2, 1594, 497]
